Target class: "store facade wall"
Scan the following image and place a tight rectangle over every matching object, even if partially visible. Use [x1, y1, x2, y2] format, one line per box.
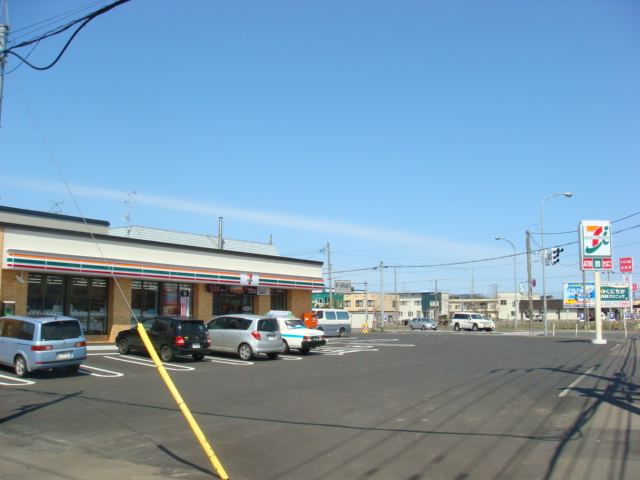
[1, 207, 324, 343]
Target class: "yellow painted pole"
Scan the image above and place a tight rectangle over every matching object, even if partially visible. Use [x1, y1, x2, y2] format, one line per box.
[137, 323, 229, 480]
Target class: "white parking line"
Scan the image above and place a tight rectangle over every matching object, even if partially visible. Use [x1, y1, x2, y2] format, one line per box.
[206, 358, 253, 366]
[317, 347, 380, 356]
[0, 373, 35, 386]
[80, 365, 124, 377]
[559, 367, 595, 397]
[104, 355, 195, 371]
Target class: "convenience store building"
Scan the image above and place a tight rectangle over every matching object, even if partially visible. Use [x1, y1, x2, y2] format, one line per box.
[0, 206, 324, 343]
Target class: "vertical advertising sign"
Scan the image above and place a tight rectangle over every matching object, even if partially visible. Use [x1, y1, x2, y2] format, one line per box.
[620, 257, 633, 273]
[579, 220, 613, 270]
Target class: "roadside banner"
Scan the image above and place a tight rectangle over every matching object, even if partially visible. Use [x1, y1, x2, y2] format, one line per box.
[563, 282, 630, 308]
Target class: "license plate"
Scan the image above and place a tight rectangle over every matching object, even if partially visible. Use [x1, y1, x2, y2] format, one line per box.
[267, 335, 276, 340]
[311, 336, 320, 341]
[191, 343, 200, 349]
[57, 351, 73, 360]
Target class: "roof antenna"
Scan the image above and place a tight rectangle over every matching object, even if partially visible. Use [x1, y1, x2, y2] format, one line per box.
[121, 191, 137, 235]
[49, 200, 64, 214]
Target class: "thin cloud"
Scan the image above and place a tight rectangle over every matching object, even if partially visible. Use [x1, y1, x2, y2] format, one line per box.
[1, 175, 439, 245]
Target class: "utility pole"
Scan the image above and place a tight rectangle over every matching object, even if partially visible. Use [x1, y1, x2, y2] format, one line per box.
[364, 281, 369, 327]
[380, 261, 384, 332]
[326, 242, 332, 308]
[0, 22, 9, 127]
[526, 230, 534, 336]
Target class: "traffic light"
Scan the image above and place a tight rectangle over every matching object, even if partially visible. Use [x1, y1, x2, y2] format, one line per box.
[551, 247, 563, 265]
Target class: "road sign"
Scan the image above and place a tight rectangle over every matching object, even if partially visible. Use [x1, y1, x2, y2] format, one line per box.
[334, 280, 352, 294]
[620, 257, 633, 273]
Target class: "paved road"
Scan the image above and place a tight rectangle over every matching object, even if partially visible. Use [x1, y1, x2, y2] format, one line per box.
[1, 331, 638, 480]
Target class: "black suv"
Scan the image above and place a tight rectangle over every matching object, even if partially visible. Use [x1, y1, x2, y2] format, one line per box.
[115, 316, 210, 362]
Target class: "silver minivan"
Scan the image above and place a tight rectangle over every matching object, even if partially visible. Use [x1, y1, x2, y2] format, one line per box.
[207, 314, 281, 360]
[0, 315, 87, 377]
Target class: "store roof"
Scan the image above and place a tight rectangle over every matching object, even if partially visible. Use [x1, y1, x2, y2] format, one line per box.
[109, 226, 280, 256]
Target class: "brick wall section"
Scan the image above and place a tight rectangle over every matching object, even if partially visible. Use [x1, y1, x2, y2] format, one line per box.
[1, 270, 29, 315]
[289, 290, 312, 318]
[107, 277, 133, 343]
[194, 284, 212, 321]
[254, 294, 271, 316]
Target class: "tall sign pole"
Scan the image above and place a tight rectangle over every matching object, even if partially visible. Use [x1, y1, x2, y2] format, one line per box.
[620, 257, 634, 337]
[579, 220, 612, 345]
[526, 230, 534, 336]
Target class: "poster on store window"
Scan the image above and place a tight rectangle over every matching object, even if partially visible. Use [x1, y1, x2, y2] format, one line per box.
[162, 284, 179, 315]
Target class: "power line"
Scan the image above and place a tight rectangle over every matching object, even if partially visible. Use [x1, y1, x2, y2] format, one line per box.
[331, 222, 640, 275]
[2, 0, 131, 71]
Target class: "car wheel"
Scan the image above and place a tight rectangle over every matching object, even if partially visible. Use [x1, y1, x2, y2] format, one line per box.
[410, 326, 414, 330]
[299, 347, 310, 354]
[14, 355, 28, 378]
[338, 328, 346, 337]
[472, 324, 479, 331]
[238, 343, 253, 361]
[66, 364, 80, 374]
[281, 340, 290, 354]
[118, 338, 131, 354]
[453, 323, 461, 331]
[266, 352, 279, 360]
[160, 345, 174, 362]
[421, 326, 426, 330]
[192, 353, 205, 361]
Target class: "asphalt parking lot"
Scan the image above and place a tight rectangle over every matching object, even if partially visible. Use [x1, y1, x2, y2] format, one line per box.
[1, 331, 639, 480]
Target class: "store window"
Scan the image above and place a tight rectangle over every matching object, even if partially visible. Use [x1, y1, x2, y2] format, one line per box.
[131, 281, 192, 324]
[69, 277, 108, 334]
[211, 285, 255, 316]
[27, 274, 65, 315]
[27, 274, 108, 335]
[270, 289, 287, 311]
[131, 280, 159, 321]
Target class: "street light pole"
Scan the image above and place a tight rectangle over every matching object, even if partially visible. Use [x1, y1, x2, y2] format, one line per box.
[541, 192, 573, 336]
[495, 237, 518, 329]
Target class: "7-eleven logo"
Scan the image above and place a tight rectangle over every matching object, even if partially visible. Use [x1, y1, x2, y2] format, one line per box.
[580, 220, 612, 258]
[241, 273, 258, 285]
[585, 224, 610, 254]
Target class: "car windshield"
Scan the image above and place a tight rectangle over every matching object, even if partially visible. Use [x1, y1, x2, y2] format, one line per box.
[284, 320, 305, 329]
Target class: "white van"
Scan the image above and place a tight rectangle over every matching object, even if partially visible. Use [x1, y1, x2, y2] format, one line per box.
[312, 309, 351, 337]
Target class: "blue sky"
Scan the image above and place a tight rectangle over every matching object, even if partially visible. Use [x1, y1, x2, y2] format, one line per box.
[1, 0, 639, 300]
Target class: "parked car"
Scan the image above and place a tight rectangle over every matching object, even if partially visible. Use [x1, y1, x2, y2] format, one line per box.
[115, 316, 210, 362]
[409, 318, 437, 330]
[264, 312, 326, 354]
[207, 314, 281, 360]
[0, 314, 87, 378]
[451, 312, 495, 332]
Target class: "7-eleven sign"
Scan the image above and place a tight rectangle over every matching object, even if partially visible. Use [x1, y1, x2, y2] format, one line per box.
[579, 220, 612, 270]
